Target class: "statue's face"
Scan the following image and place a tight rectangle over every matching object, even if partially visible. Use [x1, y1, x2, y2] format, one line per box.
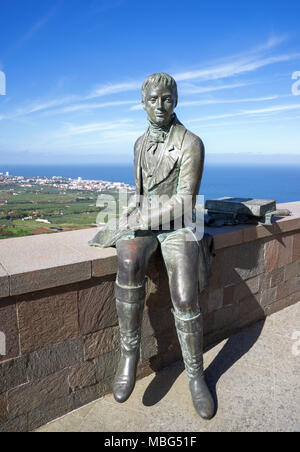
[143, 83, 176, 127]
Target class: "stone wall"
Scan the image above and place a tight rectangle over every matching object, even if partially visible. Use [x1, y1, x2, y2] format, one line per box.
[0, 202, 299, 432]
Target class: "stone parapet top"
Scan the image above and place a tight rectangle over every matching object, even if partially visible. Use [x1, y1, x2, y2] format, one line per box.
[0, 201, 299, 299]
[209, 202, 300, 250]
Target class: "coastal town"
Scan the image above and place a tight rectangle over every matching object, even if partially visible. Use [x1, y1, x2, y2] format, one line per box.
[0, 171, 135, 239]
[0, 171, 135, 193]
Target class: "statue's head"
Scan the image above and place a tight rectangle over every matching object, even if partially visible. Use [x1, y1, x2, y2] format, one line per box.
[142, 73, 178, 127]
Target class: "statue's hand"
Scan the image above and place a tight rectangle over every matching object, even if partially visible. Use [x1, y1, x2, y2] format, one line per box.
[117, 214, 130, 231]
[127, 209, 146, 230]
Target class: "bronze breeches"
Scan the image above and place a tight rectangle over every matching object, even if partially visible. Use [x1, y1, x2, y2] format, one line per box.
[116, 228, 200, 317]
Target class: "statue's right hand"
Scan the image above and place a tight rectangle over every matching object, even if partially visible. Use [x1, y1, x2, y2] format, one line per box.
[127, 209, 143, 230]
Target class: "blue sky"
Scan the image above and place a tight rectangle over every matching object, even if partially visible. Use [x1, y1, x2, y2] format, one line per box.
[0, 0, 300, 164]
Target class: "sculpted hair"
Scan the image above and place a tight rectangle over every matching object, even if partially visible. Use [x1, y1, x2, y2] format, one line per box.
[142, 73, 178, 106]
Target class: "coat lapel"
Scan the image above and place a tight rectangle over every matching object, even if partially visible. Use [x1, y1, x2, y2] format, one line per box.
[134, 117, 187, 194]
[135, 131, 148, 195]
[148, 118, 187, 190]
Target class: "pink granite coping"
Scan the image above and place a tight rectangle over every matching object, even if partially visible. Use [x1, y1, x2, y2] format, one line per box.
[0, 229, 116, 297]
[0, 264, 9, 299]
[0, 202, 299, 299]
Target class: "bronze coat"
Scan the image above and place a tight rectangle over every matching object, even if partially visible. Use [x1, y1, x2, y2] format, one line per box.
[89, 116, 214, 291]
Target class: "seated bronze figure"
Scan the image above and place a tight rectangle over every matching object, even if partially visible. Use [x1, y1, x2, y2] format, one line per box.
[90, 73, 215, 420]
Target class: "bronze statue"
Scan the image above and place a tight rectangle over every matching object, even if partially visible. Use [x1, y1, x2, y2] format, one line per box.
[89, 73, 215, 420]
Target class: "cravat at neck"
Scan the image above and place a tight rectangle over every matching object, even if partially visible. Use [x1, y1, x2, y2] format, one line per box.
[148, 114, 175, 143]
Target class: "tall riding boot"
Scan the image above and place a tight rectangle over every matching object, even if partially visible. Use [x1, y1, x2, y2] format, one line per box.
[113, 279, 146, 403]
[173, 311, 215, 420]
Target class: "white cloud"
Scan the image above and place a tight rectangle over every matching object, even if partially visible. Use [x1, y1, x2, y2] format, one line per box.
[179, 95, 279, 107]
[9, 6, 58, 51]
[187, 103, 300, 123]
[60, 119, 135, 136]
[54, 100, 137, 114]
[174, 53, 300, 83]
[88, 82, 141, 99]
[3, 36, 299, 127]
[15, 96, 77, 115]
[179, 82, 248, 95]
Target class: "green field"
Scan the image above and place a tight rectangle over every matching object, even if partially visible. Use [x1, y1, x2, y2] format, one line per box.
[0, 184, 124, 240]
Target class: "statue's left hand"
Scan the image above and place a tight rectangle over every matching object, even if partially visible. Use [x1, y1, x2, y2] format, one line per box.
[127, 209, 146, 230]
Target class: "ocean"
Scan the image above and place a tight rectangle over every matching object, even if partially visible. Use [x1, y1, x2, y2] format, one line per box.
[2, 163, 300, 204]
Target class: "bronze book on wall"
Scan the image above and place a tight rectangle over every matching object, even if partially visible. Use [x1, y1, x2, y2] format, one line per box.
[205, 197, 276, 217]
[204, 197, 290, 226]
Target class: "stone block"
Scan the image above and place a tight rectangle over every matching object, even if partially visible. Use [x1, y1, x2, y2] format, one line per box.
[277, 234, 294, 268]
[69, 361, 97, 391]
[78, 276, 117, 335]
[72, 381, 111, 410]
[212, 303, 240, 333]
[0, 415, 28, 433]
[95, 350, 119, 382]
[84, 326, 120, 361]
[142, 306, 174, 337]
[239, 296, 265, 329]
[28, 394, 74, 432]
[285, 260, 300, 281]
[218, 240, 265, 287]
[234, 276, 261, 302]
[276, 280, 291, 301]
[290, 276, 300, 295]
[145, 260, 173, 311]
[0, 233, 91, 296]
[136, 361, 155, 380]
[142, 328, 180, 364]
[95, 377, 113, 399]
[207, 289, 224, 312]
[274, 216, 300, 234]
[0, 264, 9, 299]
[0, 299, 19, 362]
[260, 287, 277, 308]
[203, 311, 215, 336]
[92, 254, 118, 278]
[293, 232, 300, 261]
[259, 272, 271, 290]
[264, 290, 300, 316]
[11, 262, 91, 297]
[156, 328, 180, 356]
[0, 393, 7, 422]
[269, 267, 285, 288]
[18, 290, 78, 354]
[207, 256, 221, 290]
[27, 337, 84, 381]
[245, 275, 261, 293]
[141, 311, 156, 337]
[55, 229, 117, 278]
[140, 335, 158, 362]
[150, 347, 182, 371]
[198, 288, 209, 313]
[264, 239, 279, 272]
[0, 356, 27, 393]
[213, 229, 244, 250]
[223, 285, 235, 306]
[242, 224, 274, 243]
[8, 369, 70, 418]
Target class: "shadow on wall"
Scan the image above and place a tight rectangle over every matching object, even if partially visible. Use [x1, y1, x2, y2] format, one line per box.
[142, 238, 266, 414]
